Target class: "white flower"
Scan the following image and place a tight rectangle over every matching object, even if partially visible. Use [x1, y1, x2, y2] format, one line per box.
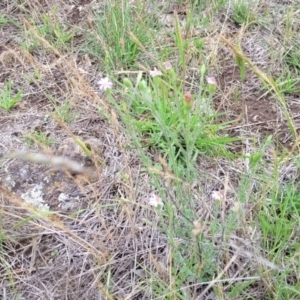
[211, 190, 223, 200]
[163, 61, 172, 70]
[149, 68, 162, 78]
[148, 193, 164, 207]
[206, 76, 217, 86]
[97, 77, 113, 91]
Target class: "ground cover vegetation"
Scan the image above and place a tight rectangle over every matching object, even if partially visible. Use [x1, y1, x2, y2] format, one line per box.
[0, 0, 300, 299]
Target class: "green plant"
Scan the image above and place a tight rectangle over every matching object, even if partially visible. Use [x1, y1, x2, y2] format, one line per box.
[2, 1, 300, 299]
[45, 93, 76, 123]
[24, 131, 54, 147]
[22, 7, 73, 51]
[110, 65, 237, 169]
[53, 101, 75, 123]
[258, 184, 300, 298]
[276, 69, 300, 94]
[0, 14, 8, 27]
[283, 6, 297, 44]
[85, 0, 153, 70]
[235, 45, 247, 81]
[0, 79, 22, 111]
[174, 13, 187, 69]
[233, 86, 241, 102]
[232, 0, 256, 25]
[0, 14, 21, 28]
[284, 41, 300, 70]
[74, 137, 92, 157]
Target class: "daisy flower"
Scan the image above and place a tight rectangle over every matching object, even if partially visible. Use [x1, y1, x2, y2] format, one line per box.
[206, 76, 217, 86]
[148, 193, 164, 207]
[211, 190, 223, 200]
[163, 61, 173, 70]
[97, 77, 113, 92]
[149, 68, 162, 78]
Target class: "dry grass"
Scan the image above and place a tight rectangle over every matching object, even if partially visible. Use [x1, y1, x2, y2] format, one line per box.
[1, 0, 300, 299]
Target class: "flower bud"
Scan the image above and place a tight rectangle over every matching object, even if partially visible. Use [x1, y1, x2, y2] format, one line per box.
[123, 78, 133, 88]
[138, 80, 148, 91]
[200, 64, 206, 77]
[207, 76, 217, 94]
[184, 93, 192, 106]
